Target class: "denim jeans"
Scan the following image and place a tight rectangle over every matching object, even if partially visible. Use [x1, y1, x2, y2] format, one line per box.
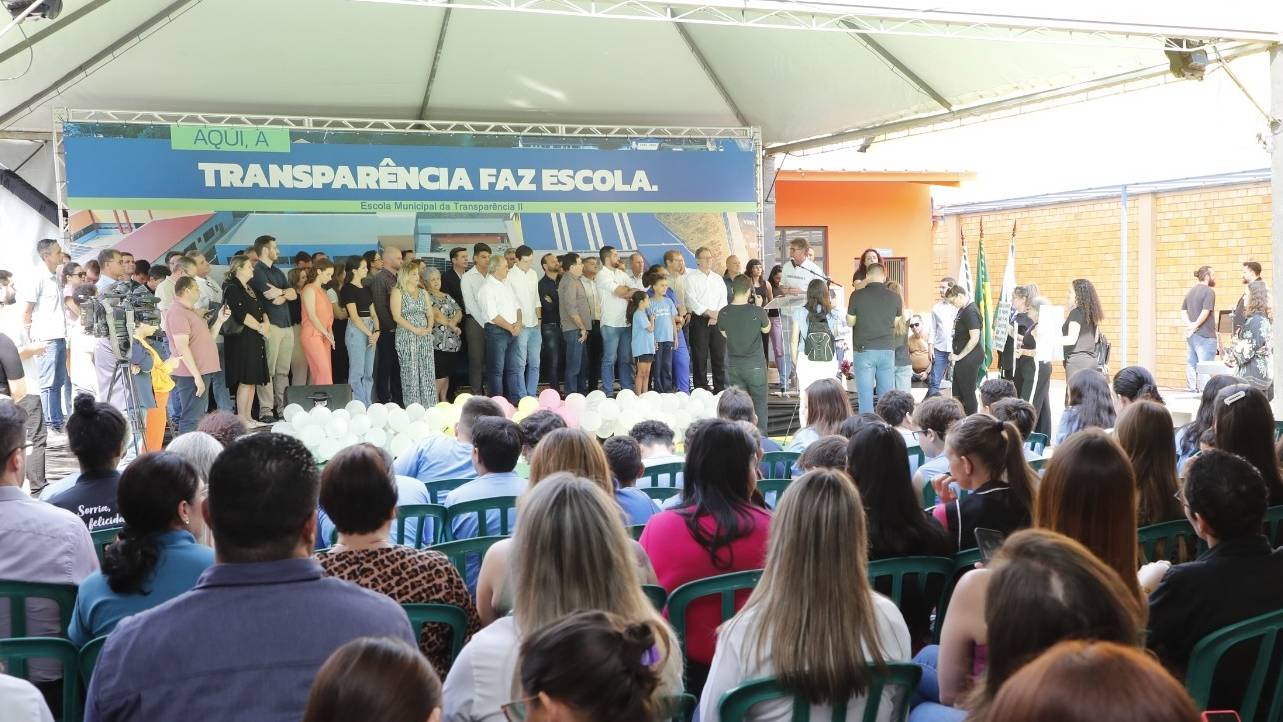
[562, 330, 585, 394]
[1186, 333, 1218, 390]
[853, 349, 896, 413]
[511, 326, 542, 398]
[37, 337, 67, 426]
[928, 348, 951, 395]
[484, 323, 521, 403]
[345, 323, 376, 405]
[673, 329, 691, 393]
[209, 344, 233, 412]
[600, 324, 634, 395]
[895, 364, 913, 390]
[540, 323, 563, 393]
[173, 373, 215, 435]
[653, 341, 674, 392]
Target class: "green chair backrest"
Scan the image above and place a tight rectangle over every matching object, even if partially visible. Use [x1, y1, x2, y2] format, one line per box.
[0, 637, 82, 721]
[718, 664, 922, 722]
[1275, 420, 1283, 443]
[639, 462, 684, 489]
[1265, 505, 1283, 549]
[905, 444, 926, 475]
[866, 556, 954, 611]
[757, 478, 792, 510]
[0, 579, 78, 639]
[933, 549, 982, 643]
[423, 477, 473, 505]
[429, 536, 508, 583]
[630, 524, 647, 541]
[396, 504, 450, 548]
[1186, 608, 1283, 721]
[80, 635, 108, 686]
[661, 693, 698, 722]
[759, 451, 800, 480]
[1030, 458, 1048, 473]
[445, 496, 519, 538]
[642, 584, 668, 612]
[1138, 518, 1201, 564]
[667, 570, 763, 663]
[643, 486, 683, 503]
[90, 526, 122, 565]
[402, 602, 470, 668]
[1026, 433, 1049, 455]
[920, 480, 968, 510]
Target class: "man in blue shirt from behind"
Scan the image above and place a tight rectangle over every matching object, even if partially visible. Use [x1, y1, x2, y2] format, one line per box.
[444, 416, 527, 591]
[394, 396, 506, 484]
[85, 433, 415, 722]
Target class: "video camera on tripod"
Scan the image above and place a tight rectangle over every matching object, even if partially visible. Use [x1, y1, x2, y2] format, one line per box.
[81, 281, 162, 361]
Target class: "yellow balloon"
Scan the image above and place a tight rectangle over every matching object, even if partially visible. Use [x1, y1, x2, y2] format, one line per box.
[454, 393, 473, 406]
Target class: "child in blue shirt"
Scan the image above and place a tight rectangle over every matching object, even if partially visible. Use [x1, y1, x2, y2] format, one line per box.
[628, 291, 655, 394]
[648, 275, 677, 392]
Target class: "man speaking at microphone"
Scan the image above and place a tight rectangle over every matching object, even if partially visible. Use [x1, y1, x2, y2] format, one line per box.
[777, 237, 827, 394]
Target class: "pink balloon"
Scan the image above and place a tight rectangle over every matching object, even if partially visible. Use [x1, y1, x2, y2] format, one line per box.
[538, 388, 562, 410]
[556, 406, 578, 428]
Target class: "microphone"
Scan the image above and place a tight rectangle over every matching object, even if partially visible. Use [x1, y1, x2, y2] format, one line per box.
[791, 259, 834, 285]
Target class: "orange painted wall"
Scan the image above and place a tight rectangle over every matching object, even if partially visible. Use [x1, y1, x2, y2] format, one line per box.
[775, 179, 936, 312]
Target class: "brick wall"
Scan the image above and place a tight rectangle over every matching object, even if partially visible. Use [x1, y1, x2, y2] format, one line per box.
[934, 181, 1272, 388]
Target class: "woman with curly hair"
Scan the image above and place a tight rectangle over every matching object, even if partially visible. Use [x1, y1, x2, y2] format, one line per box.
[1226, 280, 1273, 399]
[1061, 278, 1103, 386]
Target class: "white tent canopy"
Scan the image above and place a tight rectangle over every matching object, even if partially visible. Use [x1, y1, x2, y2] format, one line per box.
[0, 0, 1278, 164]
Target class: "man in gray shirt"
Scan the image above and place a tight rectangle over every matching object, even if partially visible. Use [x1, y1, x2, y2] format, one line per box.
[1181, 265, 1218, 392]
[367, 245, 403, 405]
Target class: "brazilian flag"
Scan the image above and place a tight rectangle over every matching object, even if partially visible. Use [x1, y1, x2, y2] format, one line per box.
[974, 237, 993, 384]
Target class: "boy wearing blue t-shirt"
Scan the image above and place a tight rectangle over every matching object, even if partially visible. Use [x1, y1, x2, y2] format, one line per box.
[648, 275, 677, 392]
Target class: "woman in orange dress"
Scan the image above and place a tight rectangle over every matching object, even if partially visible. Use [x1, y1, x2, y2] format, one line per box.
[300, 258, 336, 384]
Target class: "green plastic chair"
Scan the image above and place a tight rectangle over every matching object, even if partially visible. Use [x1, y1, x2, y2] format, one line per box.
[667, 570, 763, 668]
[933, 549, 982, 643]
[1138, 518, 1201, 564]
[445, 496, 519, 538]
[1186, 608, 1283, 721]
[396, 503, 450, 548]
[905, 444, 926, 474]
[757, 478, 792, 510]
[0, 579, 78, 638]
[80, 634, 108, 685]
[423, 477, 473, 505]
[718, 664, 922, 722]
[643, 486, 683, 503]
[920, 480, 968, 509]
[1275, 420, 1283, 442]
[429, 536, 508, 582]
[639, 462, 684, 488]
[0, 637, 82, 721]
[1025, 433, 1049, 455]
[759, 451, 800, 480]
[630, 524, 647, 541]
[867, 556, 954, 610]
[90, 526, 123, 565]
[661, 693, 698, 722]
[1030, 458, 1048, 473]
[1264, 505, 1283, 549]
[402, 603, 471, 668]
[642, 584, 668, 612]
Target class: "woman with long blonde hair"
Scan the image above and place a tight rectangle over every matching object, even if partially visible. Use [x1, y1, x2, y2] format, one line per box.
[700, 469, 910, 721]
[443, 474, 683, 721]
[391, 261, 437, 406]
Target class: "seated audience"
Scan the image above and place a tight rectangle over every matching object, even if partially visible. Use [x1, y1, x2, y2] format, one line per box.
[929, 414, 1035, 552]
[1035, 429, 1143, 602]
[911, 397, 965, 492]
[444, 474, 683, 721]
[912, 529, 1145, 722]
[988, 398, 1043, 463]
[874, 389, 917, 443]
[1175, 374, 1238, 472]
[0, 673, 55, 722]
[1055, 369, 1117, 445]
[195, 410, 248, 448]
[979, 640, 1199, 722]
[1112, 365, 1165, 409]
[394, 397, 505, 483]
[164, 431, 224, 547]
[796, 435, 848, 473]
[316, 444, 480, 677]
[701, 469, 911, 722]
[1148, 450, 1283, 711]
[302, 637, 443, 722]
[1115, 401, 1184, 527]
[70, 453, 214, 646]
[631, 420, 683, 466]
[511, 610, 665, 722]
[978, 378, 1017, 414]
[0, 400, 96, 716]
[444, 417, 526, 541]
[603, 435, 661, 526]
[85, 433, 416, 722]
[1214, 384, 1283, 504]
[48, 393, 128, 530]
[316, 467, 433, 548]
[837, 412, 885, 439]
[717, 388, 781, 452]
[640, 418, 770, 690]
[516, 409, 565, 476]
[787, 378, 851, 453]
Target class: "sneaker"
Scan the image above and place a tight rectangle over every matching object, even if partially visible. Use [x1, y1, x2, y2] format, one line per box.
[258, 411, 277, 424]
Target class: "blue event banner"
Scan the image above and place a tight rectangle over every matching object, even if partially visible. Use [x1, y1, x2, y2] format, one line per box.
[63, 127, 758, 213]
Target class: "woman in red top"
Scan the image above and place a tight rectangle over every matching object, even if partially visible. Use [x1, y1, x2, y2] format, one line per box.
[639, 417, 771, 695]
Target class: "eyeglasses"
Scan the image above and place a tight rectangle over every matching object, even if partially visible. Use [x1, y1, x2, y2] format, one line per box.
[3, 443, 33, 458]
[73, 272, 87, 277]
[501, 698, 536, 721]
[909, 322, 920, 328]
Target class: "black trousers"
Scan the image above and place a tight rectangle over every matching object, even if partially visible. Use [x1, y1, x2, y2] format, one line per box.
[540, 322, 563, 393]
[1017, 357, 1053, 438]
[585, 321, 602, 392]
[464, 316, 486, 395]
[952, 349, 983, 415]
[689, 314, 727, 392]
[374, 328, 403, 406]
[18, 394, 46, 494]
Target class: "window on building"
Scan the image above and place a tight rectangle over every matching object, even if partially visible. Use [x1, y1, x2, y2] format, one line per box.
[774, 227, 827, 274]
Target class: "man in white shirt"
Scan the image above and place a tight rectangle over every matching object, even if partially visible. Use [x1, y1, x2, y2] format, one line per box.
[596, 246, 635, 395]
[625, 252, 647, 290]
[505, 245, 541, 399]
[155, 256, 197, 312]
[928, 276, 959, 397]
[20, 239, 67, 432]
[460, 243, 492, 395]
[685, 246, 729, 392]
[478, 260, 522, 403]
[777, 237, 827, 394]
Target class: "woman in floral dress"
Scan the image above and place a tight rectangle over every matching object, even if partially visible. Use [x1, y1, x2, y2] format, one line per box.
[1227, 280, 1273, 400]
[391, 262, 438, 407]
[426, 267, 463, 403]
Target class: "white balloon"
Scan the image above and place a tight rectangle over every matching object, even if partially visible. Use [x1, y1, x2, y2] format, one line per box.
[619, 412, 642, 434]
[407, 403, 426, 421]
[407, 421, 431, 439]
[388, 407, 410, 432]
[691, 388, 711, 402]
[317, 439, 341, 463]
[331, 409, 350, 423]
[300, 425, 324, 448]
[595, 423, 614, 439]
[565, 393, 588, 411]
[616, 389, 637, 404]
[425, 408, 444, 431]
[390, 433, 413, 459]
[367, 404, 389, 428]
[349, 415, 371, 436]
[338, 433, 360, 449]
[282, 404, 306, 423]
[599, 398, 620, 420]
[586, 390, 607, 406]
[325, 417, 349, 439]
[292, 412, 314, 430]
[660, 394, 680, 413]
[345, 400, 367, 416]
[364, 427, 388, 447]
[310, 405, 333, 424]
[271, 421, 294, 436]
[579, 410, 602, 433]
[642, 390, 661, 404]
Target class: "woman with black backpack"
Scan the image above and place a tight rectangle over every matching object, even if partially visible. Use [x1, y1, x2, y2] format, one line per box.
[793, 278, 838, 426]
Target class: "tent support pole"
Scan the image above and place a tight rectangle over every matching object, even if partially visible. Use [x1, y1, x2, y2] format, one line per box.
[671, 17, 748, 128]
[1270, 45, 1283, 413]
[841, 21, 952, 111]
[0, 0, 112, 67]
[418, 4, 452, 119]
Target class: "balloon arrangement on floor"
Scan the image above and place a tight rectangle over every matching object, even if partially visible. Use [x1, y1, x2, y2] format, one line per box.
[270, 388, 724, 462]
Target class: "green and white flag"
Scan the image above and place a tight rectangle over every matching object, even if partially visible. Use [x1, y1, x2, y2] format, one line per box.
[974, 236, 993, 384]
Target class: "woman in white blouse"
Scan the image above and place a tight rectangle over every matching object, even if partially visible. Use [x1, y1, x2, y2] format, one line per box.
[700, 468, 911, 722]
[442, 473, 683, 722]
